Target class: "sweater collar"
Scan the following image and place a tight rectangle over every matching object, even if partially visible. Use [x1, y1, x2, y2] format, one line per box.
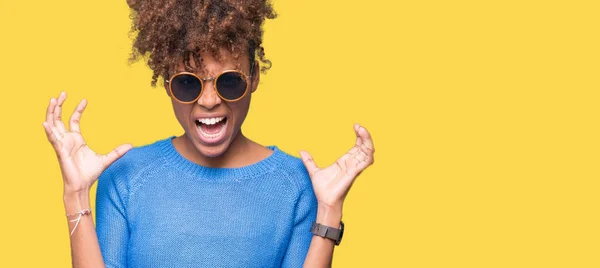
[158, 136, 285, 181]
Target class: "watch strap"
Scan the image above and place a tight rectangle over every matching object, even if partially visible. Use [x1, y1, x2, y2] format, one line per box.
[310, 221, 344, 245]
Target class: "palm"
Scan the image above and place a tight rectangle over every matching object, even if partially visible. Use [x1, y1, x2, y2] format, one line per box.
[300, 124, 375, 207]
[57, 133, 107, 188]
[43, 92, 132, 193]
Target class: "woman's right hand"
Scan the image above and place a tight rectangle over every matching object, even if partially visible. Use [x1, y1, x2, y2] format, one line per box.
[43, 92, 132, 195]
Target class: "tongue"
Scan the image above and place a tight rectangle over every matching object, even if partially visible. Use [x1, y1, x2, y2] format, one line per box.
[200, 120, 225, 134]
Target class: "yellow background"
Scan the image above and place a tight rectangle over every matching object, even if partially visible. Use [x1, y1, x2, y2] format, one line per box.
[0, 0, 598, 267]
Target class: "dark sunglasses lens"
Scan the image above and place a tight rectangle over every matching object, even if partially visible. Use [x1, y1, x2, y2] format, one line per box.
[171, 74, 202, 102]
[216, 72, 248, 100]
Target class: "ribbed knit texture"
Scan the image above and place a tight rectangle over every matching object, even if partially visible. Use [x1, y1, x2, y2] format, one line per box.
[95, 137, 318, 268]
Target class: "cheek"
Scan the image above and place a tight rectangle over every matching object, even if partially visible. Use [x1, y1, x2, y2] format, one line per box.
[230, 97, 252, 127]
[171, 101, 193, 129]
[233, 101, 250, 115]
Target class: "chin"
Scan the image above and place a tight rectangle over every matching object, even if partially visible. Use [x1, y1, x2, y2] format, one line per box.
[186, 131, 232, 158]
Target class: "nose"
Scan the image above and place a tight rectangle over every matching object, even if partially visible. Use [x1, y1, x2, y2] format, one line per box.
[197, 80, 222, 109]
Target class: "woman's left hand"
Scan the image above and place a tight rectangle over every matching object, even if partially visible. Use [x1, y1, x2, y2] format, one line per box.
[300, 124, 375, 212]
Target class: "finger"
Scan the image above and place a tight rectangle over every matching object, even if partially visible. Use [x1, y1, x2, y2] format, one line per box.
[347, 146, 359, 155]
[355, 161, 370, 175]
[356, 124, 374, 152]
[361, 143, 375, 165]
[354, 123, 363, 148]
[345, 149, 371, 176]
[345, 157, 368, 179]
[42, 122, 57, 144]
[42, 122, 63, 154]
[340, 156, 363, 181]
[353, 151, 367, 162]
[49, 123, 63, 144]
[299, 150, 319, 177]
[45, 98, 57, 127]
[69, 99, 87, 133]
[351, 151, 373, 175]
[53, 92, 68, 133]
[101, 144, 133, 169]
[358, 149, 375, 169]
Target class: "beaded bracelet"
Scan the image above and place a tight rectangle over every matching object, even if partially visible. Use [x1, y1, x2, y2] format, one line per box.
[66, 208, 92, 236]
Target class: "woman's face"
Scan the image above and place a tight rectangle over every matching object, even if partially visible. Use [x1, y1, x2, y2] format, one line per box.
[168, 48, 258, 158]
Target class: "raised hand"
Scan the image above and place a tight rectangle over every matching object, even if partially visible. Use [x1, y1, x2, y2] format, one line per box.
[300, 124, 375, 210]
[42, 92, 132, 194]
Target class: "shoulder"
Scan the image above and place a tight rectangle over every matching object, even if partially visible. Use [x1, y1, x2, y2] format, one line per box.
[270, 147, 318, 216]
[270, 146, 314, 194]
[96, 137, 172, 205]
[99, 137, 171, 182]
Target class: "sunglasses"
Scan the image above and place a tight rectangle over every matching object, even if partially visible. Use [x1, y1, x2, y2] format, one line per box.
[165, 69, 252, 104]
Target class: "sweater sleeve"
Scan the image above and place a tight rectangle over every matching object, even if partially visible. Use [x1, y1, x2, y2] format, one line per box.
[95, 163, 130, 268]
[281, 171, 318, 268]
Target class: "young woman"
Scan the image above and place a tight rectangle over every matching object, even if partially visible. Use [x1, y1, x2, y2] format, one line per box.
[43, 0, 375, 267]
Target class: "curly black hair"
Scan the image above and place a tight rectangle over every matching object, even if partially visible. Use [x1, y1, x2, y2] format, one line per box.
[126, 0, 277, 86]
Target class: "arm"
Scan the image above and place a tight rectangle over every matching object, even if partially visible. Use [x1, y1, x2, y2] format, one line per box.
[303, 205, 342, 268]
[63, 190, 105, 268]
[42, 92, 132, 268]
[280, 176, 319, 268]
[280, 194, 341, 268]
[300, 124, 375, 268]
[95, 167, 131, 267]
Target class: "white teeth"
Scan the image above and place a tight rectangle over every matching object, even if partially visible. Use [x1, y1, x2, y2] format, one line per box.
[197, 116, 224, 125]
[197, 117, 227, 140]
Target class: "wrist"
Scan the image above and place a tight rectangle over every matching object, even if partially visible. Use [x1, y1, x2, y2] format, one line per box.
[316, 203, 343, 228]
[63, 186, 91, 198]
[63, 180, 93, 195]
[63, 190, 91, 213]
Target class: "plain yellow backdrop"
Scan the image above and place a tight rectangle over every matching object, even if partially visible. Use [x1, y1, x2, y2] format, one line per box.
[1, 0, 599, 267]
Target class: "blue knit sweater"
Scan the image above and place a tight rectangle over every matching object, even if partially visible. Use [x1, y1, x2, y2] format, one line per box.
[95, 137, 318, 268]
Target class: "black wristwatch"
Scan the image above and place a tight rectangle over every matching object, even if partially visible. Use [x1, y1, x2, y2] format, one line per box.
[310, 221, 344, 246]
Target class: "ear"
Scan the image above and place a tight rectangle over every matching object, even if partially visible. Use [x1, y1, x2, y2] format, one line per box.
[250, 61, 260, 93]
[164, 79, 172, 97]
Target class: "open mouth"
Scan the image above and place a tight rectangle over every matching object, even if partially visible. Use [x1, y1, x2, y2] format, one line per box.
[195, 116, 228, 142]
